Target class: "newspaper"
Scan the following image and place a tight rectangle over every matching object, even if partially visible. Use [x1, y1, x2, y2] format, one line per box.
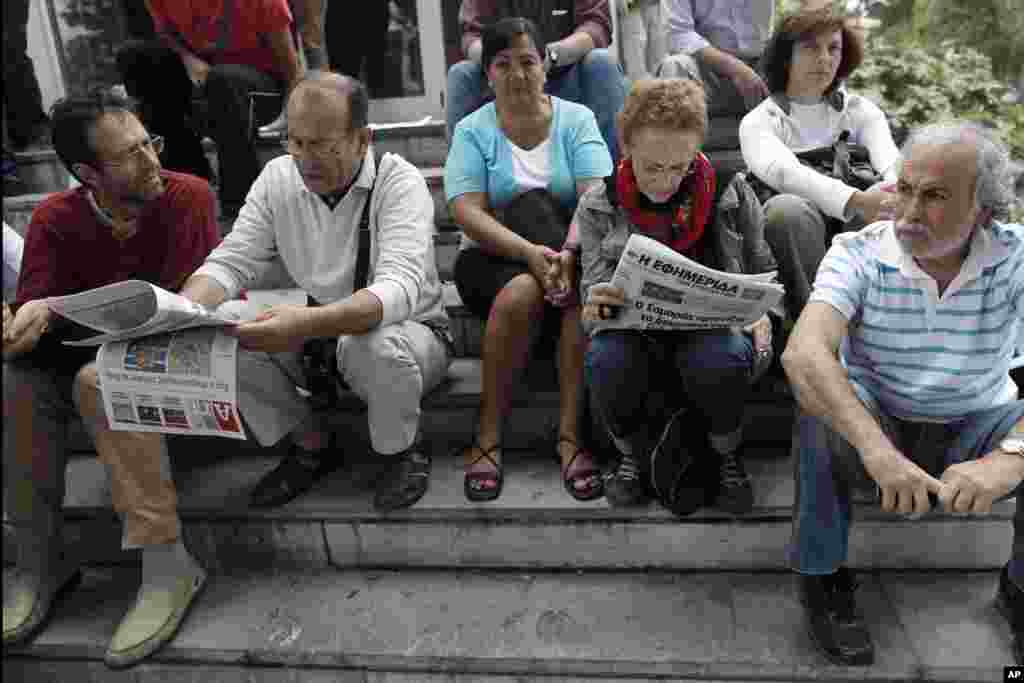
[96, 327, 246, 439]
[44, 280, 247, 439]
[594, 233, 785, 333]
[45, 279, 238, 346]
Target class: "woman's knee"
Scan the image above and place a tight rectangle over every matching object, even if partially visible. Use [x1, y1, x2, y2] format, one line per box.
[678, 331, 754, 376]
[489, 276, 544, 323]
[763, 194, 826, 243]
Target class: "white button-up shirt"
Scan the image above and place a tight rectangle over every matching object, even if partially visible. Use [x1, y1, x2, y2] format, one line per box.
[195, 148, 447, 328]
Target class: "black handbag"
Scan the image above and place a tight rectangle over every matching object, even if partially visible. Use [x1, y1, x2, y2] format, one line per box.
[748, 130, 882, 206]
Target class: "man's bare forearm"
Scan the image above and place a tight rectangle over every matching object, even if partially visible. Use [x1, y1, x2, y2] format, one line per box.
[179, 274, 229, 310]
[783, 334, 896, 458]
[696, 45, 745, 79]
[305, 290, 383, 338]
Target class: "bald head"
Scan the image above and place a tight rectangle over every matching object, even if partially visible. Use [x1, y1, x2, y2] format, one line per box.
[289, 71, 368, 132]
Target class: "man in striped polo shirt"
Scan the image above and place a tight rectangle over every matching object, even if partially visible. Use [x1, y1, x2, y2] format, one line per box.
[782, 120, 1024, 666]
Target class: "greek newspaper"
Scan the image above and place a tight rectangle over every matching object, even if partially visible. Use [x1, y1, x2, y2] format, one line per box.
[594, 234, 785, 333]
[45, 280, 247, 439]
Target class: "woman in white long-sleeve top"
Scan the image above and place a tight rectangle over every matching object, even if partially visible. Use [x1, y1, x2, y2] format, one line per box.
[738, 6, 899, 317]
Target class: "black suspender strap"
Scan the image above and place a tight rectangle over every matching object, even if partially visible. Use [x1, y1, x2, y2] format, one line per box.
[302, 152, 378, 407]
[351, 167, 374, 293]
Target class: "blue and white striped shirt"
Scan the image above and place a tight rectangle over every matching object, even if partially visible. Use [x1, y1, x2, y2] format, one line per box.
[810, 221, 1024, 421]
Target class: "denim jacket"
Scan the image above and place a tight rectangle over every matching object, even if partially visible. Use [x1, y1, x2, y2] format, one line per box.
[576, 172, 778, 376]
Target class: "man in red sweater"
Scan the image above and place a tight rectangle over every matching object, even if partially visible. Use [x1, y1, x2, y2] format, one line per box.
[2, 90, 219, 668]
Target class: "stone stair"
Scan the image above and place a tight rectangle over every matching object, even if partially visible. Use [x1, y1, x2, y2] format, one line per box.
[3, 120, 1018, 681]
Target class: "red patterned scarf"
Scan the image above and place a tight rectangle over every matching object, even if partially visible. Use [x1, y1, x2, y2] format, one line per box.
[613, 152, 716, 256]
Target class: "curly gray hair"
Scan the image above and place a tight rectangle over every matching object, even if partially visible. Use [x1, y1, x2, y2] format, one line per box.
[900, 120, 1020, 223]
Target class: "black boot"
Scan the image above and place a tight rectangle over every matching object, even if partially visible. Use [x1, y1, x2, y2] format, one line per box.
[798, 567, 874, 666]
[604, 451, 650, 506]
[996, 564, 1024, 664]
[715, 447, 754, 514]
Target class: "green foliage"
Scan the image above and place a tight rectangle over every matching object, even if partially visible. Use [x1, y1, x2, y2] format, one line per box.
[849, 36, 1023, 222]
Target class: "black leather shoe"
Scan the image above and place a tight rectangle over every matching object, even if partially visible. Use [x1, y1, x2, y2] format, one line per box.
[605, 453, 649, 506]
[996, 564, 1024, 664]
[374, 446, 431, 511]
[798, 567, 875, 666]
[715, 448, 754, 515]
[249, 443, 341, 508]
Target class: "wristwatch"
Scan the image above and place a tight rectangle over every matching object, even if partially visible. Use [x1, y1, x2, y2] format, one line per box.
[546, 45, 559, 69]
[999, 432, 1024, 457]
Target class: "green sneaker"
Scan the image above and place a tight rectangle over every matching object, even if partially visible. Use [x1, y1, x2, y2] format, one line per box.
[3, 564, 82, 647]
[104, 564, 207, 669]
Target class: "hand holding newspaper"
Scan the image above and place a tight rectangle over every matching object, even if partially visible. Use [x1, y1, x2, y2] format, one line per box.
[44, 279, 239, 346]
[44, 280, 248, 439]
[593, 234, 785, 333]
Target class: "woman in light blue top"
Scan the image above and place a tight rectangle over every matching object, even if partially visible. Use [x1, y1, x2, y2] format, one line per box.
[444, 17, 613, 503]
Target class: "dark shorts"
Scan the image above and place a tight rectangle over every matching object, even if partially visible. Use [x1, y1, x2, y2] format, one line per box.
[453, 247, 564, 357]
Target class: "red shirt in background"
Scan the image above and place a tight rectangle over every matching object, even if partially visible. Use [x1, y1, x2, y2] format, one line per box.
[146, 0, 293, 78]
[15, 171, 219, 310]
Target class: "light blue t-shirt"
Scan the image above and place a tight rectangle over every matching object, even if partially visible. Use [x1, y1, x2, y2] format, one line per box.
[444, 96, 613, 247]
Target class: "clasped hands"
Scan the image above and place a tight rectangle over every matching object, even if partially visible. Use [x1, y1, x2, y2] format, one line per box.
[862, 445, 1023, 518]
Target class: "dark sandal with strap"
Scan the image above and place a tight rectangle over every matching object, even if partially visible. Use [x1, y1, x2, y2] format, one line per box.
[374, 446, 432, 511]
[558, 436, 604, 502]
[462, 442, 503, 502]
[249, 440, 340, 509]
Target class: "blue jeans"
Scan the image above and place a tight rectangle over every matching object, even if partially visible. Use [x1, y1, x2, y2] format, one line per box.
[584, 329, 754, 441]
[445, 49, 626, 162]
[789, 395, 1024, 578]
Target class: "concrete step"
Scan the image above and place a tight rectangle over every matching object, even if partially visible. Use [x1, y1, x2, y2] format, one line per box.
[5, 417, 1011, 573]
[2, 566, 1013, 681]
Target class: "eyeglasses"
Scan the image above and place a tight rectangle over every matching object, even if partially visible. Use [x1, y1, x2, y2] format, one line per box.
[100, 135, 164, 168]
[281, 136, 346, 159]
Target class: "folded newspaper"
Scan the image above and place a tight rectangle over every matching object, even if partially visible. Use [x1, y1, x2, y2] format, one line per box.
[593, 234, 785, 333]
[45, 280, 248, 439]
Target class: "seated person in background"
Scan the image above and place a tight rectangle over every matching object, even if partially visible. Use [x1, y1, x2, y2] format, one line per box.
[739, 5, 898, 318]
[117, 0, 303, 218]
[3, 221, 23, 301]
[2, 90, 219, 668]
[180, 72, 452, 512]
[577, 78, 774, 511]
[446, 0, 626, 161]
[782, 120, 1024, 666]
[445, 17, 613, 503]
[658, 0, 772, 119]
[292, 0, 328, 70]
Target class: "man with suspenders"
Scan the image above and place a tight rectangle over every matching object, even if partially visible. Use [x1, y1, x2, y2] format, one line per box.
[180, 72, 452, 512]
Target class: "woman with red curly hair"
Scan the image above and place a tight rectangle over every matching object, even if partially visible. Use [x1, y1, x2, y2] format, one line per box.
[575, 77, 776, 513]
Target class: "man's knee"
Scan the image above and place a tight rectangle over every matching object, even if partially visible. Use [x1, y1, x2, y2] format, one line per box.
[578, 48, 620, 79]
[71, 362, 107, 432]
[340, 326, 416, 377]
[447, 59, 483, 89]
